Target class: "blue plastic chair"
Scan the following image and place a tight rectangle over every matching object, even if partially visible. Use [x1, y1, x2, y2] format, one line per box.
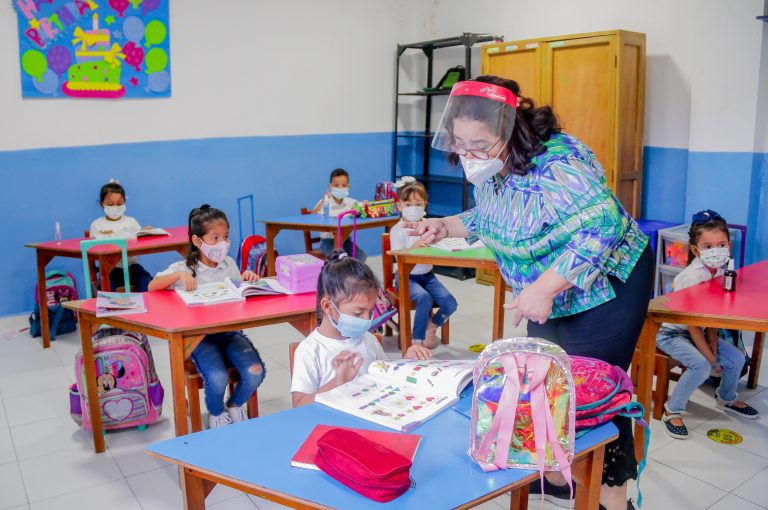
[79, 239, 131, 298]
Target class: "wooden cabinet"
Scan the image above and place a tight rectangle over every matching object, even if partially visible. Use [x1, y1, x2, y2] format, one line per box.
[476, 30, 645, 287]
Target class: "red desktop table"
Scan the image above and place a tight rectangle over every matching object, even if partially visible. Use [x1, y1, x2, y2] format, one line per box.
[26, 226, 189, 348]
[64, 290, 317, 453]
[634, 260, 767, 460]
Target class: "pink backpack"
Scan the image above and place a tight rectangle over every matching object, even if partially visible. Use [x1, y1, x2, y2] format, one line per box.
[469, 338, 575, 490]
[69, 328, 164, 431]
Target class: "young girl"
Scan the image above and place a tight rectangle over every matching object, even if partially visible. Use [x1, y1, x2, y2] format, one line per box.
[89, 179, 153, 292]
[291, 250, 431, 407]
[148, 205, 266, 428]
[657, 209, 758, 439]
[389, 177, 457, 349]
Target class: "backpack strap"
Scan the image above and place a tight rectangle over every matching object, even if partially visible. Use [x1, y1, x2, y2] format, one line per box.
[48, 305, 65, 341]
[475, 353, 521, 471]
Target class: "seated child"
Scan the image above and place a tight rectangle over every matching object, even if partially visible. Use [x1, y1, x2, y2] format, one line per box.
[389, 177, 457, 349]
[89, 179, 153, 291]
[148, 204, 266, 428]
[311, 168, 367, 262]
[657, 209, 758, 439]
[291, 250, 431, 407]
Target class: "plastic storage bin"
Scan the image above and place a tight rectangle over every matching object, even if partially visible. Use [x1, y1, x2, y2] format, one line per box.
[276, 254, 324, 294]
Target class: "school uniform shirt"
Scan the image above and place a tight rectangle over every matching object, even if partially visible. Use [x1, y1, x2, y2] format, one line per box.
[316, 196, 359, 239]
[389, 220, 432, 275]
[290, 328, 386, 395]
[155, 256, 241, 289]
[89, 215, 141, 267]
[662, 256, 725, 331]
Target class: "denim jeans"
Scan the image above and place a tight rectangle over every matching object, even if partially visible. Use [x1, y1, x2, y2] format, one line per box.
[396, 271, 457, 341]
[109, 263, 152, 292]
[190, 331, 266, 416]
[320, 238, 367, 262]
[656, 326, 746, 412]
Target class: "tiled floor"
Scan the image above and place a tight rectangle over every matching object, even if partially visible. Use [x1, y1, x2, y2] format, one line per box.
[1, 260, 766, 509]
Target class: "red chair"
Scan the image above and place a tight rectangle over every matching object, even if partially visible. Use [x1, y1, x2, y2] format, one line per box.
[239, 234, 267, 273]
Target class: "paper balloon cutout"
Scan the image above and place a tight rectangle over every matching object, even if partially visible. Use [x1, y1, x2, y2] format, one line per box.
[145, 47, 168, 74]
[144, 20, 167, 48]
[109, 0, 130, 17]
[147, 70, 170, 93]
[46, 46, 72, 77]
[32, 69, 59, 95]
[122, 41, 145, 71]
[141, 0, 161, 15]
[123, 16, 145, 43]
[129, 0, 143, 8]
[22, 50, 48, 82]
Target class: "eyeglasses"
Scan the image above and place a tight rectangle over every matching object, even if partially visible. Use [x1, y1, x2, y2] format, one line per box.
[452, 137, 502, 160]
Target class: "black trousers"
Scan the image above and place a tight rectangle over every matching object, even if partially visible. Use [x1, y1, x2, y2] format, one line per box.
[528, 244, 654, 486]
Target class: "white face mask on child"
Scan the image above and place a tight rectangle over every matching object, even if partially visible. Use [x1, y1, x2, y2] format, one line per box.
[199, 240, 230, 264]
[699, 247, 730, 269]
[104, 205, 125, 220]
[401, 206, 426, 222]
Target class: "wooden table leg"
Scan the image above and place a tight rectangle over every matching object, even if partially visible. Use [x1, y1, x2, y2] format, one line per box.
[748, 332, 764, 389]
[79, 314, 106, 453]
[492, 268, 506, 340]
[170, 333, 190, 437]
[509, 484, 529, 510]
[574, 444, 605, 510]
[289, 312, 317, 336]
[35, 251, 54, 348]
[635, 317, 659, 463]
[98, 254, 119, 292]
[265, 224, 279, 276]
[181, 466, 207, 510]
[396, 260, 414, 357]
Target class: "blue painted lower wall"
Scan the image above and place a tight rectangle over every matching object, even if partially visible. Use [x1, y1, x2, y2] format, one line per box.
[0, 133, 392, 317]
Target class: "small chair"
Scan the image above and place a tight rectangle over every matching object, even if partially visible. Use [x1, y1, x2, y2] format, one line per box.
[80, 239, 130, 298]
[630, 348, 681, 420]
[82, 231, 132, 292]
[239, 234, 267, 273]
[381, 233, 449, 344]
[301, 207, 326, 260]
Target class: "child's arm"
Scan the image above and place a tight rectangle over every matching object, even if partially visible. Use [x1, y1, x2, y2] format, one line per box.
[687, 325, 717, 364]
[292, 352, 364, 407]
[705, 328, 719, 358]
[241, 270, 259, 282]
[148, 272, 196, 291]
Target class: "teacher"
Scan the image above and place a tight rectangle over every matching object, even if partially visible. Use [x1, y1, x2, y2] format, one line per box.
[413, 76, 653, 510]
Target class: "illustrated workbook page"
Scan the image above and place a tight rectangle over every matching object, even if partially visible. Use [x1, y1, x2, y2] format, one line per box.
[367, 359, 475, 396]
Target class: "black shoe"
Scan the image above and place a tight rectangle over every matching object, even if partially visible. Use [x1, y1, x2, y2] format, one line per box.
[599, 499, 636, 510]
[528, 477, 574, 508]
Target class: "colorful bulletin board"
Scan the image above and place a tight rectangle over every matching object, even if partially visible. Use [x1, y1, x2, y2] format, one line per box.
[14, 0, 171, 99]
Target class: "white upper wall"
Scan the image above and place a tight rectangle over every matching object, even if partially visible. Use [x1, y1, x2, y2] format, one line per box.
[427, 0, 765, 152]
[0, 0, 429, 151]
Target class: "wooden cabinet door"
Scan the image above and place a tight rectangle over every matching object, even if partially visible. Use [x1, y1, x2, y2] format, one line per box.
[541, 35, 618, 187]
[482, 42, 542, 102]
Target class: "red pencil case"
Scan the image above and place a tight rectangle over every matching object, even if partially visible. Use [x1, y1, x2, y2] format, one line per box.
[315, 428, 413, 502]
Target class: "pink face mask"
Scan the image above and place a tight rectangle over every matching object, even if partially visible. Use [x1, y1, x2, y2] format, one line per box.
[199, 239, 229, 264]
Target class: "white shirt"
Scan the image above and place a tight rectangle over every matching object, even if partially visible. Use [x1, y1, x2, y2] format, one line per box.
[155, 256, 241, 289]
[290, 328, 387, 395]
[314, 196, 358, 239]
[89, 215, 141, 266]
[662, 257, 724, 331]
[389, 220, 432, 275]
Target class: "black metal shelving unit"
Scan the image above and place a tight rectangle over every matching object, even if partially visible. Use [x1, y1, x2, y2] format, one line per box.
[392, 33, 501, 214]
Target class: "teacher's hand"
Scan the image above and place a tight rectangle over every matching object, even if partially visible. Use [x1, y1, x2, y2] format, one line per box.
[401, 218, 448, 245]
[505, 285, 554, 327]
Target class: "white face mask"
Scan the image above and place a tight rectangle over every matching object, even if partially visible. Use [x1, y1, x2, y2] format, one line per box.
[199, 239, 230, 264]
[401, 205, 425, 222]
[460, 154, 508, 186]
[330, 187, 349, 200]
[699, 247, 730, 269]
[104, 205, 125, 220]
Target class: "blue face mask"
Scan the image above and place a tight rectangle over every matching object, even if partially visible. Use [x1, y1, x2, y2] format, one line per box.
[330, 187, 349, 200]
[329, 300, 373, 341]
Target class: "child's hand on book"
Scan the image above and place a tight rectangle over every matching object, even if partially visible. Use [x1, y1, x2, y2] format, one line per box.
[241, 270, 259, 282]
[405, 344, 432, 360]
[142, 225, 153, 230]
[177, 271, 197, 291]
[333, 351, 364, 384]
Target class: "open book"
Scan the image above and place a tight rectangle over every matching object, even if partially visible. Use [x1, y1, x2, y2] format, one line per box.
[430, 237, 485, 252]
[96, 291, 147, 317]
[135, 227, 170, 238]
[315, 359, 475, 432]
[175, 277, 292, 306]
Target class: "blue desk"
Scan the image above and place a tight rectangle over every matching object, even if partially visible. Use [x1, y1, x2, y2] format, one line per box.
[146, 403, 618, 510]
[258, 213, 399, 275]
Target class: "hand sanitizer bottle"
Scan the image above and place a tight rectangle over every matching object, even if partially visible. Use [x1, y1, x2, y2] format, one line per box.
[54, 222, 62, 244]
[322, 196, 330, 217]
[723, 258, 737, 292]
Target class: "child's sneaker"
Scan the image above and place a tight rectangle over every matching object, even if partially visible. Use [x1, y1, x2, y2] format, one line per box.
[209, 412, 232, 429]
[716, 398, 759, 419]
[424, 320, 440, 349]
[227, 404, 249, 424]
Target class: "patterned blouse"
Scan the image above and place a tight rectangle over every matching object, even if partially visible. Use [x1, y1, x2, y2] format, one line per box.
[459, 133, 648, 318]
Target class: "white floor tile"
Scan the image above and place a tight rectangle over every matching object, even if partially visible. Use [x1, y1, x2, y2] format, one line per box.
[259, 344, 291, 371]
[18, 448, 123, 502]
[625, 459, 725, 509]
[0, 401, 7, 428]
[708, 493, 767, 510]
[125, 465, 181, 510]
[256, 367, 291, 403]
[0, 327, 43, 357]
[0, 350, 71, 398]
[208, 483, 248, 505]
[245, 324, 305, 351]
[733, 465, 768, 507]
[258, 395, 293, 416]
[248, 495, 293, 510]
[4, 388, 70, 428]
[0, 426, 15, 466]
[693, 408, 768, 459]
[105, 417, 175, 477]
[28, 479, 140, 510]
[10, 415, 91, 461]
[210, 495, 256, 509]
[651, 428, 768, 491]
[0, 462, 27, 509]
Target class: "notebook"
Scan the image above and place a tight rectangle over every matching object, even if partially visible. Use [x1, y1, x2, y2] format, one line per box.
[135, 228, 170, 238]
[291, 424, 421, 470]
[315, 359, 475, 432]
[430, 237, 485, 252]
[175, 277, 293, 306]
[96, 291, 147, 317]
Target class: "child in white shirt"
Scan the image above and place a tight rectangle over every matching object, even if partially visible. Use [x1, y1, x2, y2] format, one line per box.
[311, 168, 366, 262]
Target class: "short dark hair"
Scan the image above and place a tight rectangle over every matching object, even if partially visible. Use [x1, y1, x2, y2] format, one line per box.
[329, 168, 349, 182]
[687, 210, 730, 265]
[99, 181, 125, 203]
[316, 250, 379, 324]
[186, 204, 229, 277]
